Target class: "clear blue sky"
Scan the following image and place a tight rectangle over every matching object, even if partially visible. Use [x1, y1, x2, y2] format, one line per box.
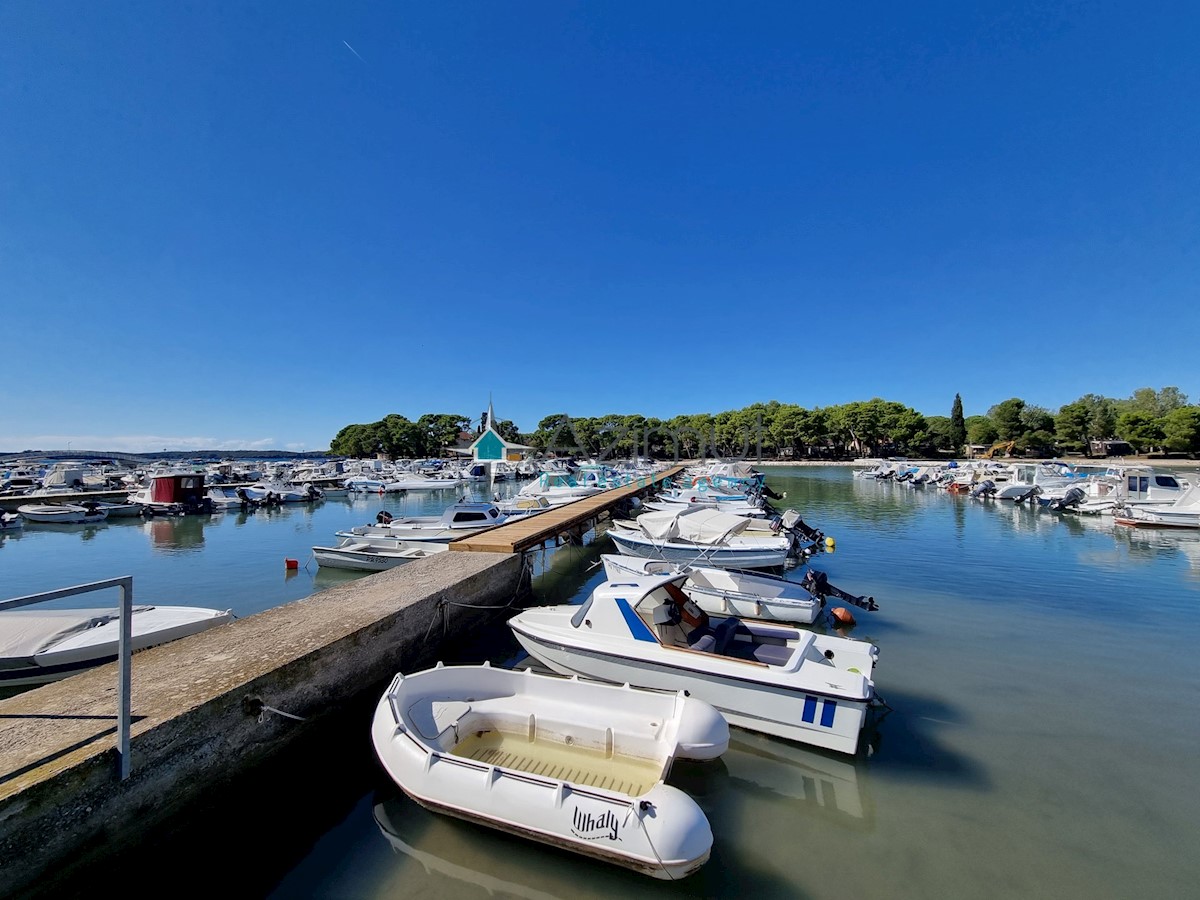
[2, 2, 1197, 452]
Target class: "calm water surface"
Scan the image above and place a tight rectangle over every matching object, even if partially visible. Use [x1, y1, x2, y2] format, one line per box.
[5, 467, 1198, 899]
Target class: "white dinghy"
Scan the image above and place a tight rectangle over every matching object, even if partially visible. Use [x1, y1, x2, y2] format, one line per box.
[16, 503, 108, 524]
[370, 663, 729, 881]
[600, 553, 826, 625]
[312, 537, 448, 572]
[509, 574, 882, 755]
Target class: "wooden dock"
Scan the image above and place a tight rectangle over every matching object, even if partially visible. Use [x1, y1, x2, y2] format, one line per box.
[450, 463, 689, 554]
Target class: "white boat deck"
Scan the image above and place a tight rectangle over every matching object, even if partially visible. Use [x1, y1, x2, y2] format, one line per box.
[451, 731, 660, 796]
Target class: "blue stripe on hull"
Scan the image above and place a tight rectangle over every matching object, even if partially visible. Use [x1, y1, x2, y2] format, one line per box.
[821, 699, 837, 728]
[802, 695, 817, 723]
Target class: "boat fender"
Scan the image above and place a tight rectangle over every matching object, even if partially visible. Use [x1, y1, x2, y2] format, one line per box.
[830, 607, 856, 627]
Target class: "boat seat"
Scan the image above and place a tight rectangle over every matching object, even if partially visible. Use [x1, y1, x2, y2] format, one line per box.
[689, 633, 717, 653]
[711, 618, 741, 655]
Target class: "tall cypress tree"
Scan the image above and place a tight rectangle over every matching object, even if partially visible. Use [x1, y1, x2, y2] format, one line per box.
[949, 393, 966, 454]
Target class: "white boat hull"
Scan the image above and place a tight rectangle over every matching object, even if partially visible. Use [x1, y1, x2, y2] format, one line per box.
[370, 664, 726, 880]
[607, 527, 789, 569]
[513, 628, 870, 755]
[16, 504, 108, 524]
[1, 605, 234, 686]
[600, 554, 822, 624]
[312, 541, 446, 571]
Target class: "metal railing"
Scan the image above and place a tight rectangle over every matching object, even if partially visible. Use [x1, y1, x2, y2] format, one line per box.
[1, 576, 134, 779]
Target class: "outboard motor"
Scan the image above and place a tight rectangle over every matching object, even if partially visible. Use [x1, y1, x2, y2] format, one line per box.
[1049, 486, 1086, 511]
[970, 479, 997, 499]
[778, 509, 826, 557]
[1013, 486, 1041, 504]
[801, 569, 879, 612]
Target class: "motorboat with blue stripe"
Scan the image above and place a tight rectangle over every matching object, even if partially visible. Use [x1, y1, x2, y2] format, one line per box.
[508, 573, 882, 755]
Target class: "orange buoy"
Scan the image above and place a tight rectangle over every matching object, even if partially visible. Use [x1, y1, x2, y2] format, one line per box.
[829, 607, 856, 627]
[285, 558, 299, 570]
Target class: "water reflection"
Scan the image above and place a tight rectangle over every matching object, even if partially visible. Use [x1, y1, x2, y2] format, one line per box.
[145, 515, 208, 552]
[1113, 523, 1200, 578]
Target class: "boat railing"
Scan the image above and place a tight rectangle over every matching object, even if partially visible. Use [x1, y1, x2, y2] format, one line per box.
[0, 576, 136, 781]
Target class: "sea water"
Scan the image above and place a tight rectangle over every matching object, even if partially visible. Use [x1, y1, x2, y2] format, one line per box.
[5, 466, 1199, 899]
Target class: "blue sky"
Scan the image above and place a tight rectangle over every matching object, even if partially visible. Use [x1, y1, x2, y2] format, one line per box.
[2, 2, 1197, 452]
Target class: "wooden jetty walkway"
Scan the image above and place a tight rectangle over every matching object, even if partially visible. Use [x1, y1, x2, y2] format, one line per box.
[450, 463, 689, 554]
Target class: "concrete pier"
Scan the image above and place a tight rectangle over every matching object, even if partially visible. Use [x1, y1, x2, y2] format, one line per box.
[0, 550, 526, 897]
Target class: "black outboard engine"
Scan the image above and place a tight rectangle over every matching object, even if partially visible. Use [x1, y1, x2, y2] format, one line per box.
[1013, 486, 1040, 504]
[801, 568, 879, 612]
[778, 509, 826, 557]
[761, 483, 785, 501]
[1049, 486, 1086, 510]
[970, 479, 997, 499]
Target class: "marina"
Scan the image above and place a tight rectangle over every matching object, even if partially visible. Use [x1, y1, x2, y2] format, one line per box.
[2, 463, 1198, 898]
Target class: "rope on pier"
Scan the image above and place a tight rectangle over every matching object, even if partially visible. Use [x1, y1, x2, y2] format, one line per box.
[242, 696, 308, 723]
[421, 553, 536, 645]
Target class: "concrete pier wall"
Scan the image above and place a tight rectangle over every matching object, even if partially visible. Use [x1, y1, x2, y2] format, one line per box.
[0, 550, 525, 897]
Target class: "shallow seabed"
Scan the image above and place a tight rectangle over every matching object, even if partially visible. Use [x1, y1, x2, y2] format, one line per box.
[6, 467, 1199, 899]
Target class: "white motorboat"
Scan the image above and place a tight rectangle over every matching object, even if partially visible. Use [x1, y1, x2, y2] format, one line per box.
[516, 471, 605, 505]
[90, 500, 145, 518]
[16, 503, 109, 524]
[370, 663, 728, 880]
[1045, 465, 1192, 514]
[0, 604, 235, 686]
[127, 472, 215, 515]
[337, 501, 508, 543]
[1, 511, 24, 530]
[312, 537, 448, 571]
[1114, 481, 1200, 529]
[240, 481, 322, 503]
[605, 507, 796, 569]
[206, 487, 246, 510]
[508, 573, 881, 755]
[597, 549, 864, 628]
[494, 495, 556, 519]
[346, 473, 460, 492]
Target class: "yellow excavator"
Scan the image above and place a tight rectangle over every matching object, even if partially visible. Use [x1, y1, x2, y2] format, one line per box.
[982, 440, 1016, 459]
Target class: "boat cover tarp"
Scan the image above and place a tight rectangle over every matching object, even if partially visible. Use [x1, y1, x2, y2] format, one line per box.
[635, 508, 754, 544]
[0, 608, 132, 664]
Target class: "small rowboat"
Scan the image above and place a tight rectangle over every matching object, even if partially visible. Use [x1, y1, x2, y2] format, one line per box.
[370, 663, 728, 880]
[16, 503, 108, 524]
[311, 538, 448, 572]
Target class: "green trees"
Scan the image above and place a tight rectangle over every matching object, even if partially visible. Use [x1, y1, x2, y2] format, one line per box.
[949, 394, 966, 454]
[966, 415, 999, 446]
[1116, 412, 1165, 452]
[326, 387, 1197, 460]
[330, 411, 483, 459]
[1162, 407, 1200, 454]
[417, 414, 472, 452]
[988, 399, 1027, 441]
